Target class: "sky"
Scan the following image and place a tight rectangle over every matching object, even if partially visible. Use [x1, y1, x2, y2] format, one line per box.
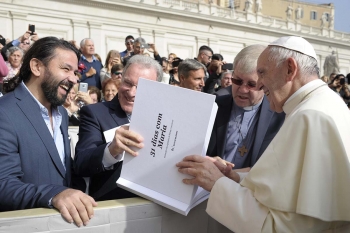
[302, 0, 350, 33]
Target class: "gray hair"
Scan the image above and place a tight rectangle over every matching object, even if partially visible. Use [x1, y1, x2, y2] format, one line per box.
[233, 44, 266, 74]
[6, 46, 24, 58]
[123, 55, 163, 82]
[178, 59, 207, 79]
[80, 38, 93, 48]
[134, 37, 146, 45]
[220, 70, 233, 80]
[267, 46, 320, 78]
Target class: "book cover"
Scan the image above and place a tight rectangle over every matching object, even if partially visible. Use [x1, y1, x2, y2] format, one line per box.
[116, 78, 217, 215]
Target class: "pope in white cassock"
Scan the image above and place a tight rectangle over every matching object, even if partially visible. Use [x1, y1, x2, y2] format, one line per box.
[177, 36, 350, 232]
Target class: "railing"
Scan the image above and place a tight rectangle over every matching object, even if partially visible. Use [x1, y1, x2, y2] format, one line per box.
[153, 0, 350, 40]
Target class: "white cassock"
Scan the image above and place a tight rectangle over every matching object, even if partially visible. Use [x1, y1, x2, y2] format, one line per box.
[207, 79, 350, 232]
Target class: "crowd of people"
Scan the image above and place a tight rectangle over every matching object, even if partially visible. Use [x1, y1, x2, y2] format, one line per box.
[0, 30, 349, 232]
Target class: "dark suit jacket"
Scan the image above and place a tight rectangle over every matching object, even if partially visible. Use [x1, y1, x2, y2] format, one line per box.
[74, 95, 136, 201]
[206, 87, 285, 168]
[0, 84, 72, 211]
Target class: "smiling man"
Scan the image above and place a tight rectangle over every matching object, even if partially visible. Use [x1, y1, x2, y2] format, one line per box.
[75, 55, 163, 201]
[206, 44, 284, 169]
[177, 37, 350, 232]
[178, 59, 206, 92]
[0, 37, 97, 227]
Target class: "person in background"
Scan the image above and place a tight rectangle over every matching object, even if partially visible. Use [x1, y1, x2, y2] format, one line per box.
[328, 74, 350, 102]
[100, 50, 122, 85]
[218, 70, 233, 90]
[204, 54, 225, 94]
[168, 53, 177, 63]
[119, 35, 134, 59]
[3, 47, 24, 85]
[102, 78, 120, 102]
[0, 50, 9, 92]
[320, 75, 329, 83]
[88, 86, 101, 103]
[94, 53, 102, 64]
[161, 57, 170, 84]
[79, 38, 103, 90]
[110, 63, 123, 81]
[1, 30, 39, 61]
[169, 57, 183, 86]
[178, 59, 206, 92]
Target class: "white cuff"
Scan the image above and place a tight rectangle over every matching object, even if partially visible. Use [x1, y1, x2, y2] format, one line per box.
[102, 142, 124, 169]
[236, 172, 249, 183]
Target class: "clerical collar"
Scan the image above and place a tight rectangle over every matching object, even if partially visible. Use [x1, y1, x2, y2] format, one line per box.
[236, 98, 263, 111]
[284, 79, 321, 106]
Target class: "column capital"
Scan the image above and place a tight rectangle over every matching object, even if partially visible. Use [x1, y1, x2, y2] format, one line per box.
[10, 11, 27, 20]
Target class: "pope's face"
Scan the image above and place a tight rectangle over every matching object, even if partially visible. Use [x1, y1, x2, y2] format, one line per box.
[256, 49, 286, 113]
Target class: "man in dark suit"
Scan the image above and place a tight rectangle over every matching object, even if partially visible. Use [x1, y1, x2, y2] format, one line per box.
[75, 55, 163, 201]
[206, 45, 285, 169]
[0, 37, 97, 227]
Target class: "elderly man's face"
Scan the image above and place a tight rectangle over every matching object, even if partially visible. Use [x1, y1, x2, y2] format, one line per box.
[221, 73, 232, 88]
[133, 43, 144, 55]
[180, 69, 205, 92]
[256, 49, 286, 113]
[231, 65, 264, 107]
[118, 63, 157, 114]
[81, 39, 95, 56]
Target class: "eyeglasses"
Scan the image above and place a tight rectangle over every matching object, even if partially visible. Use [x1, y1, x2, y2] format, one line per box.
[203, 54, 212, 59]
[231, 78, 257, 89]
[114, 71, 123, 76]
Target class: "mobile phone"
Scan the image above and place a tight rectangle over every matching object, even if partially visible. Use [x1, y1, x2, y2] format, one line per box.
[0, 37, 5, 46]
[142, 43, 150, 49]
[222, 63, 233, 70]
[340, 78, 346, 85]
[79, 82, 88, 93]
[28, 24, 35, 35]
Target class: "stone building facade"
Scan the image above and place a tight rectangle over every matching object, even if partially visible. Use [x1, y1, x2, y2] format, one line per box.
[0, 0, 349, 76]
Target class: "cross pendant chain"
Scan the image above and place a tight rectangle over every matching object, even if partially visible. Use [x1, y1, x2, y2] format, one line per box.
[238, 145, 248, 157]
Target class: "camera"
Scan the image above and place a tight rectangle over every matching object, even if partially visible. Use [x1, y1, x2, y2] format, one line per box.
[340, 79, 346, 85]
[28, 24, 35, 35]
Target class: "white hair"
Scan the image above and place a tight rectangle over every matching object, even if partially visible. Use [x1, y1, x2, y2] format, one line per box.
[80, 38, 93, 48]
[267, 46, 320, 78]
[123, 55, 163, 82]
[233, 44, 266, 74]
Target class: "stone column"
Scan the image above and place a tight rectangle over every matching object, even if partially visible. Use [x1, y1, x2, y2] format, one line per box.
[10, 11, 28, 39]
[71, 19, 88, 44]
[154, 30, 166, 58]
[0, 11, 11, 38]
[89, 22, 103, 57]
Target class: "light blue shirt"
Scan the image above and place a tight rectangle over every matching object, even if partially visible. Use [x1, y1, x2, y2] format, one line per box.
[223, 100, 262, 167]
[22, 82, 66, 169]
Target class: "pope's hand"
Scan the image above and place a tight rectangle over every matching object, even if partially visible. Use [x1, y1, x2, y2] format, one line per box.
[176, 155, 224, 191]
[108, 125, 144, 157]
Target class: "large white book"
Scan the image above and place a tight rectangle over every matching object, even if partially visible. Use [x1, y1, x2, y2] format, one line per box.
[115, 78, 218, 216]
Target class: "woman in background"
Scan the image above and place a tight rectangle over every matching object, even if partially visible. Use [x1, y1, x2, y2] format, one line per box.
[100, 50, 121, 85]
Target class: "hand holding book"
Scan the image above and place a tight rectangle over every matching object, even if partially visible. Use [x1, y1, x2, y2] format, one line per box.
[107, 125, 144, 157]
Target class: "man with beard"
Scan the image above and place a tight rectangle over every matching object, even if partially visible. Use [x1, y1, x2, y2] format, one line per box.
[75, 55, 162, 201]
[0, 37, 97, 227]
